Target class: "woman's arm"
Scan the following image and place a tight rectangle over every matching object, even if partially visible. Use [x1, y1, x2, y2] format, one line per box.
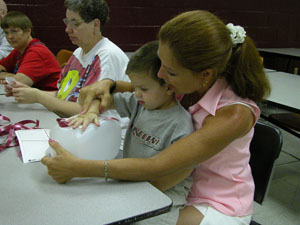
[1, 72, 34, 86]
[42, 103, 254, 184]
[79, 79, 133, 113]
[0, 65, 34, 87]
[15, 73, 34, 86]
[90, 104, 254, 179]
[150, 168, 194, 191]
[12, 87, 81, 118]
[114, 80, 135, 93]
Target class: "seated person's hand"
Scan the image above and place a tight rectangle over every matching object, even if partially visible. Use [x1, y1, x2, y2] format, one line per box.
[4, 84, 13, 96]
[5, 81, 30, 97]
[12, 85, 39, 104]
[3, 78, 17, 96]
[68, 112, 100, 131]
[79, 79, 114, 113]
[0, 78, 9, 85]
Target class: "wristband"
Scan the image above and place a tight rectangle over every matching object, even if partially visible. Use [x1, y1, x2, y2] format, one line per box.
[109, 80, 117, 94]
[102, 78, 117, 94]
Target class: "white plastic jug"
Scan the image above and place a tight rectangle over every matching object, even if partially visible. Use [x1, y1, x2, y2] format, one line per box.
[46, 116, 121, 160]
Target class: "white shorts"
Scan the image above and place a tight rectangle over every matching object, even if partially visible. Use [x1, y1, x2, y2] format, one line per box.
[194, 204, 252, 225]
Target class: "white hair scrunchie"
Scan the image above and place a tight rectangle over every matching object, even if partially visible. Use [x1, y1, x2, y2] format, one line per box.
[226, 23, 246, 47]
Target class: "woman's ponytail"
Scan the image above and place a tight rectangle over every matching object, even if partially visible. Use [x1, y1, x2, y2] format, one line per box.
[222, 36, 271, 102]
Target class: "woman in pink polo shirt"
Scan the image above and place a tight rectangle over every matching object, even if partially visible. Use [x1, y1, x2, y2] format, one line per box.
[42, 10, 270, 225]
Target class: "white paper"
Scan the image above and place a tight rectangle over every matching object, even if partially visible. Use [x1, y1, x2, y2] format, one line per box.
[15, 129, 50, 163]
[6, 77, 16, 86]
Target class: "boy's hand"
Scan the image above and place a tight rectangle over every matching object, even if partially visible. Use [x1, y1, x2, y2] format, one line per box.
[68, 112, 100, 131]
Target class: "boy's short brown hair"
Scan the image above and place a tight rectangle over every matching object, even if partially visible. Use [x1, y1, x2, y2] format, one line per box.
[126, 41, 164, 85]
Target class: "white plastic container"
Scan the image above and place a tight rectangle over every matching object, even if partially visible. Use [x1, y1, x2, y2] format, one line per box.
[46, 116, 121, 160]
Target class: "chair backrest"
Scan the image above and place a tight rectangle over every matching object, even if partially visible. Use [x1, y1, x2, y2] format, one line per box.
[249, 121, 282, 204]
[56, 49, 73, 68]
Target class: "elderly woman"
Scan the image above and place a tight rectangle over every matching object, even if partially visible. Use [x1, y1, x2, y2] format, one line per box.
[0, 11, 61, 91]
[5, 0, 129, 118]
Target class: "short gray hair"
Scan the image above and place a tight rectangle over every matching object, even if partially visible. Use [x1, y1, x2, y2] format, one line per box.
[64, 0, 109, 32]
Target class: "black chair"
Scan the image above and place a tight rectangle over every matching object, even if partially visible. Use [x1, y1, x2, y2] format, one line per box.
[249, 121, 283, 225]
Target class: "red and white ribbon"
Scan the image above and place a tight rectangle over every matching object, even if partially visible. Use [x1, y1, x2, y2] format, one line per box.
[0, 114, 39, 151]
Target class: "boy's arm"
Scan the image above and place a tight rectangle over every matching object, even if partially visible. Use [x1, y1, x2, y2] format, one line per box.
[68, 96, 115, 131]
[67, 99, 100, 130]
[87, 99, 101, 114]
[87, 93, 115, 113]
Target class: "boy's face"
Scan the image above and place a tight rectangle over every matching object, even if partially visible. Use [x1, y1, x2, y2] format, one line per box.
[128, 72, 174, 110]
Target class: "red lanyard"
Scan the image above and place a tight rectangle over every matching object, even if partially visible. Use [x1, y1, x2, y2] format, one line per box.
[0, 114, 39, 151]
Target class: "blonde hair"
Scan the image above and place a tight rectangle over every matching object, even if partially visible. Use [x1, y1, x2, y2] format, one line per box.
[159, 10, 270, 102]
[0, 0, 7, 11]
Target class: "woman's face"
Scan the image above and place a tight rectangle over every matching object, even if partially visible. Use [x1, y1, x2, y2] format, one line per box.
[64, 9, 95, 48]
[157, 41, 204, 95]
[4, 27, 31, 51]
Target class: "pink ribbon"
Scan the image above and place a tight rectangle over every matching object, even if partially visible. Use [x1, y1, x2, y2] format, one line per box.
[0, 114, 40, 152]
[101, 117, 119, 122]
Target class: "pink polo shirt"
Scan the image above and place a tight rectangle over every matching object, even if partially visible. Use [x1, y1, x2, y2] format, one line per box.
[186, 78, 260, 217]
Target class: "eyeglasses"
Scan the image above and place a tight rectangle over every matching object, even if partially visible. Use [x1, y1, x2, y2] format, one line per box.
[63, 18, 85, 29]
[4, 28, 22, 36]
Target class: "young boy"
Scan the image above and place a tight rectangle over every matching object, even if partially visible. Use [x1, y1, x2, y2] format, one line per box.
[69, 41, 194, 225]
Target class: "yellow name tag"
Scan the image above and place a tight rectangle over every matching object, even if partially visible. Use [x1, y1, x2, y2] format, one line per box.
[57, 70, 80, 100]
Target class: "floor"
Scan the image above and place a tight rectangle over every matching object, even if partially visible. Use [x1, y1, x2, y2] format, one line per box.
[252, 105, 300, 225]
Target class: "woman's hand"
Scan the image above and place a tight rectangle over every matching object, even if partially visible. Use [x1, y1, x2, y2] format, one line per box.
[68, 112, 100, 131]
[12, 86, 39, 103]
[41, 139, 80, 184]
[8, 81, 37, 103]
[4, 84, 13, 96]
[79, 79, 114, 114]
